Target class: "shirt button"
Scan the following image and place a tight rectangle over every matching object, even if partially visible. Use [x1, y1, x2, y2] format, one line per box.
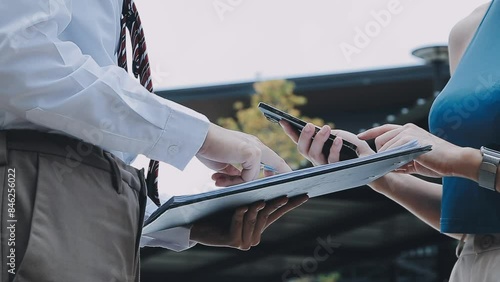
[480, 235, 494, 250]
[168, 145, 179, 155]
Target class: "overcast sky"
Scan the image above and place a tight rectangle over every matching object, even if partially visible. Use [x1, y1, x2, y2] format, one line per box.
[132, 0, 488, 197]
[135, 0, 487, 89]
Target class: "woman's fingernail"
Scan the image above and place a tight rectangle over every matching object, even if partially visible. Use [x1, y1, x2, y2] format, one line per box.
[304, 124, 313, 133]
[317, 126, 327, 136]
[334, 137, 341, 146]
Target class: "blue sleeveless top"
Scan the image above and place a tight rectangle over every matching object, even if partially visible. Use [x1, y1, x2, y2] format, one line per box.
[429, 1, 500, 234]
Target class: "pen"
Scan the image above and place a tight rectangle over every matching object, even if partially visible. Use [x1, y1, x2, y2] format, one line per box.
[260, 162, 279, 173]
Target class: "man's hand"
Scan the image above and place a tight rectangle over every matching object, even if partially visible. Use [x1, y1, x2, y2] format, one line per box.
[192, 124, 308, 250]
[197, 123, 291, 187]
[190, 195, 308, 250]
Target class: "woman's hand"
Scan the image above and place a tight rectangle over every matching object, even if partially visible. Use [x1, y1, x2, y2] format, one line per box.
[280, 121, 375, 166]
[279, 120, 427, 194]
[358, 123, 466, 178]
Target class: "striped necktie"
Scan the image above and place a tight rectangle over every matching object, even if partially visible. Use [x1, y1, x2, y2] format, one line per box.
[118, 0, 161, 207]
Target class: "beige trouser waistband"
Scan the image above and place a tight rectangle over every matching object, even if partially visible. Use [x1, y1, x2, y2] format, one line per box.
[0, 129, 143, 193]
[458, 234, 500, 256]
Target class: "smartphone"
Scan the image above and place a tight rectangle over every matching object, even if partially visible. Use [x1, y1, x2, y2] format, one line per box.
[258, 102, 358, 161]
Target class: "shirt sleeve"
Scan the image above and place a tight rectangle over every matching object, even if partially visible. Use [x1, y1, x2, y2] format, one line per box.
[142, 194, 200, 251]
[0, 1, 209, 169]
[140, 190, 197, 251]
[140, 225, 197, 252]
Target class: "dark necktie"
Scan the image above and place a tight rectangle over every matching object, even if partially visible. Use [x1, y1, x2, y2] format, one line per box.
[118, 0, 161, 207]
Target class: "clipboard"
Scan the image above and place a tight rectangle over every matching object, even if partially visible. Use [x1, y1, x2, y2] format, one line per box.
[143, 140, 431, 234]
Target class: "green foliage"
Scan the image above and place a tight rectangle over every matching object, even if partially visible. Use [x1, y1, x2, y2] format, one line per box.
[217, 80, 333, 170]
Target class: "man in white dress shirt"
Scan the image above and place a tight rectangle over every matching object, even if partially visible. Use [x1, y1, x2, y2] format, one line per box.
[0, 1, 307, 281]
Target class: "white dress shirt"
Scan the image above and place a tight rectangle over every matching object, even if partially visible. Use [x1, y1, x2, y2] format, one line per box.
[0, 0, 209, 251]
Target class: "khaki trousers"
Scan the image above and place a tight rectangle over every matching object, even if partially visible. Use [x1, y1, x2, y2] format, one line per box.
[0, 130, 147, 282]
[450, 234, 500, 282]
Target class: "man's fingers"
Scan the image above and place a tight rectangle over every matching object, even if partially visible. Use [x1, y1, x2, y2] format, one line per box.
[229, 206, 247, 246]
[211, 164, 244, 187]
[237, 133, 291, 179]
[196, 155, 229, 171]
[200, 124, 287, 184]
[251, 197, 289, 244]
[218, 164, 241, 176]
[258, 144, 291, 174]
[265, 195, 309, 229]
[357, 124, 401, 140]
[263, 169, 276, 177]
[241, 201, 265, 250]
[225, 195, 307, 250]
[238, 145, 263, 182]
[212, 173, 245, 187]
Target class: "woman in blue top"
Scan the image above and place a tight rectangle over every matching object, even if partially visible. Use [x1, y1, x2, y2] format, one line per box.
[281, 2, 500, 281]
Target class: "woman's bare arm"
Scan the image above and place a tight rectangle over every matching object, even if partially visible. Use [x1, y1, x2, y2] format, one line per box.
[448, 2, 491, 74]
